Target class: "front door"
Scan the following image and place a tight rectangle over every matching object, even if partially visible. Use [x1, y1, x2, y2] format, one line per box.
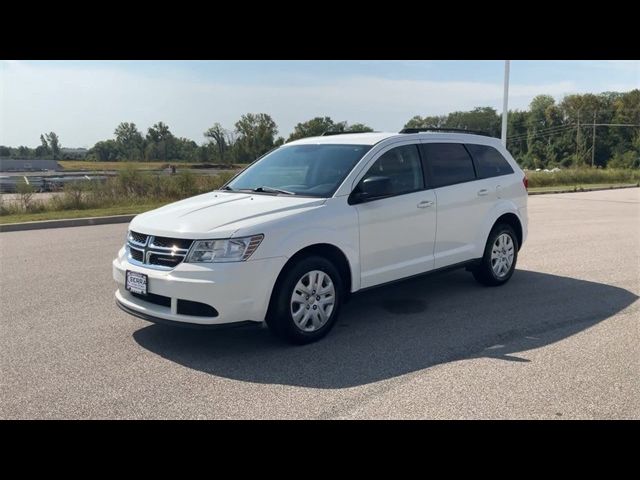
[353, 144, 437, 288]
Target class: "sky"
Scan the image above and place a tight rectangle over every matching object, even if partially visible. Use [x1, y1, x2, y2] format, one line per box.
[1, 60, 638, 148]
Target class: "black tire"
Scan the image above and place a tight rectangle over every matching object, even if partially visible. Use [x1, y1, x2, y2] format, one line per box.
[266, 255, 344, 345]
[472, 223, 519, 286]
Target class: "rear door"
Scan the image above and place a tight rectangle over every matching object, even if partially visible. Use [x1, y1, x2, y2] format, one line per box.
[465, 143, 517, 201]
[419, 142, 489, 268]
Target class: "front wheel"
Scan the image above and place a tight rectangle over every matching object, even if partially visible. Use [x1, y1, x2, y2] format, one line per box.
[472, 224, 519, 286]
[266, 256, 343, 344]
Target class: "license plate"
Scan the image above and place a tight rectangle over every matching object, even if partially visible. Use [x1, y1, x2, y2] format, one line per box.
[126, 270, 148, 295]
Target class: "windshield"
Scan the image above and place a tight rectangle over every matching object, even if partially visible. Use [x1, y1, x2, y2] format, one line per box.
[225, 144, 372, 197]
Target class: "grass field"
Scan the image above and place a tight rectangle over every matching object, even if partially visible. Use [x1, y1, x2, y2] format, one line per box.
[59, 161, 199, 171]
[59, 161, 241, 172]
[0, 202, 167, 224]
[528, 183, 639, 193]
[2, 165, 639, 224]
[526, 168, 640, 188]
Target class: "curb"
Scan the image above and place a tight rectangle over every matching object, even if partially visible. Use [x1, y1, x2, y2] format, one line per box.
[528, 184, 639, 196]
[0, 214, 136, 233]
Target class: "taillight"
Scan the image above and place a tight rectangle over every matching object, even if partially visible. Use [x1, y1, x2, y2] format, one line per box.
[523, 176, 529, 190]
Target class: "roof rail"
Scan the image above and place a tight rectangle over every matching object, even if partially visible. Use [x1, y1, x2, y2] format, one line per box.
[321, 130, 375, 136]
[399, 127, 494, 137]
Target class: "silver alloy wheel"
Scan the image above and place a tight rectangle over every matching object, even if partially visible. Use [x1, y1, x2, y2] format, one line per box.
[490, 233, 515, 278]
[290, 270, 336, 332]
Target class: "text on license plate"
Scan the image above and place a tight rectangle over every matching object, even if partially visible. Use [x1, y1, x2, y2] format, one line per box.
[126, 270, 148, 295]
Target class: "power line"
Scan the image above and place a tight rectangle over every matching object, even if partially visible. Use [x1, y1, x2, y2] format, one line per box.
[508, 124, 577, 141]
[507, 128, 577, 144]
[507, 122, 640, 144]
[508, 124, 577, 142]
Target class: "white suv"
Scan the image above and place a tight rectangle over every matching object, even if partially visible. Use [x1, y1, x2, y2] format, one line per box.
[113, 129, 528, 344]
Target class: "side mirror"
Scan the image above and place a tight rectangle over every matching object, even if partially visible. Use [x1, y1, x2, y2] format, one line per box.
[350, 176, 392, 204]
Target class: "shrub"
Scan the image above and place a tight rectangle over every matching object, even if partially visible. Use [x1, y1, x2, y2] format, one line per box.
[16, 181, 35, 211]
[608, 151, 640, 169]
[527, 168, 640, 188]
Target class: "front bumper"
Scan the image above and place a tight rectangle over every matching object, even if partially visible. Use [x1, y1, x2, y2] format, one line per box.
[113, 248, 287, 326]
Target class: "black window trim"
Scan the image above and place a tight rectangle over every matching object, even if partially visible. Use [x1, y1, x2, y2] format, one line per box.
[419, 142, 479, 190]
[464, 143, 514, 180]
[348, 143, 427, 205]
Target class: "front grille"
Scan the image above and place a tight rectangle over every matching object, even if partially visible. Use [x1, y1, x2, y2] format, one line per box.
[129, 231, 148, 245]
[129, 247, 144, 262]
[130, 291, 171, 308]
[148, 253, 183, 268]
[151, 236, 193, 250]
[126, 231, 192, 270]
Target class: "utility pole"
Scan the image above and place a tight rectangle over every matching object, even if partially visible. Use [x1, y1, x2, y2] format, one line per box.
[576, 110, 581, 164]
[591, 111, 597, 167]
[501, 60, 510, 147]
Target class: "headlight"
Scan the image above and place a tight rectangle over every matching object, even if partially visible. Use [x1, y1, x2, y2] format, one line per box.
[186, 234, 264, 263]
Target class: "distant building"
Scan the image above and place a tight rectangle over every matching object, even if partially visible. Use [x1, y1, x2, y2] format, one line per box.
[0, 158, 61, 172]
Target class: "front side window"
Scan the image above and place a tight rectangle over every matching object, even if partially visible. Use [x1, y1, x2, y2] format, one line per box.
[358, 144, 424, 197]
[466, 144, 514, 178]
[226, 144, 372, 197]
[420, 143, 476, 188]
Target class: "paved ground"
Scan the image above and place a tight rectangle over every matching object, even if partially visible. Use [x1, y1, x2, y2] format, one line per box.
[1, 189, 638, 419]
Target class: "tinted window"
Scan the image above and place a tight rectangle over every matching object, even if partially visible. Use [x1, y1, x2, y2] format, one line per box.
[359, 145, 423, 196]
[227, 144, 371, 197]
[466, 144, 514, 178]
[421, 143, 476, 188]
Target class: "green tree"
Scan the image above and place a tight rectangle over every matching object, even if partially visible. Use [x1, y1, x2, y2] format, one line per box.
[234, 113, 278, 163]
[445, 107, 501, 136]
[114, 122, 144, 160]
[16, 146, 32, 158]
[45, 132, 61, 160]
[0, 146, 10, 157]
[89, 140, 120, 161]
[403, 115, 447, 129]
[174, 137, 199, 162]
[145, 122, 176, 161]
[287, 116, 336, 141]
[345, 122, 374, 132]
[204, 123, 231, 163]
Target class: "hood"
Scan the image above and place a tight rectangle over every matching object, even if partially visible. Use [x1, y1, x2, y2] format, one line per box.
[129, 191, 326, 238]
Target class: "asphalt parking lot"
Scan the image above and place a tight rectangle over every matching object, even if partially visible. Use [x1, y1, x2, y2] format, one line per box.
[1, 188, 639, 419]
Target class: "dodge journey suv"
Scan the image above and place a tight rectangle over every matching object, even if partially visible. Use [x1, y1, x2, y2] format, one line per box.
[114, 129, 528, 344]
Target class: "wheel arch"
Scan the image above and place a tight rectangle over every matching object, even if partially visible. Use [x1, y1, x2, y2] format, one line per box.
[266, 243, 353, 320]
[492, 212, 523, 250]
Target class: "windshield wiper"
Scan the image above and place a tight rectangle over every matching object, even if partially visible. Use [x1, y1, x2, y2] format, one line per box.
[220, 185, 234, 191]
[252, 186, 296, 195]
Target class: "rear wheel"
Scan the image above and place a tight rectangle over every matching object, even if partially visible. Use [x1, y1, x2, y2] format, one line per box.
[266, 256, 343, 344]
[472, 223, 518, 286]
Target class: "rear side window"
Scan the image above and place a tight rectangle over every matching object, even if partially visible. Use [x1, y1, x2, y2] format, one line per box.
[420, 143, 476, 188]
[466, 144, 514, 179]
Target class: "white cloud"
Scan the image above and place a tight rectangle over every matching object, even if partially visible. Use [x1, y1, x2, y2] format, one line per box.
[1, 61, 637, 147]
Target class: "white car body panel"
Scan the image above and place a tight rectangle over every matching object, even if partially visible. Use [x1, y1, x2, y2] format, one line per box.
[114, 131, 528, 326]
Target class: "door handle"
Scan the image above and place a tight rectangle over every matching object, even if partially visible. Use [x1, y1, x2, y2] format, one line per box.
[477, 189, 489, 197]
[417, 200, 434, 208]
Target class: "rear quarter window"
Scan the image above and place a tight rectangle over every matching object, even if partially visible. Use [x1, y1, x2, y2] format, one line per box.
[466, 144, 514, 179]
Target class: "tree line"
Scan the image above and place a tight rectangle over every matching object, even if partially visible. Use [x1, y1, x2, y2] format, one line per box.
[406, 90, 639, 169]
[1, 90, 638, 168]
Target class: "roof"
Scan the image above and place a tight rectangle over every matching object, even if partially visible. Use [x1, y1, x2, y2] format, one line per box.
[286, 132, 397, 146]
[285, 131, 502, 147]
